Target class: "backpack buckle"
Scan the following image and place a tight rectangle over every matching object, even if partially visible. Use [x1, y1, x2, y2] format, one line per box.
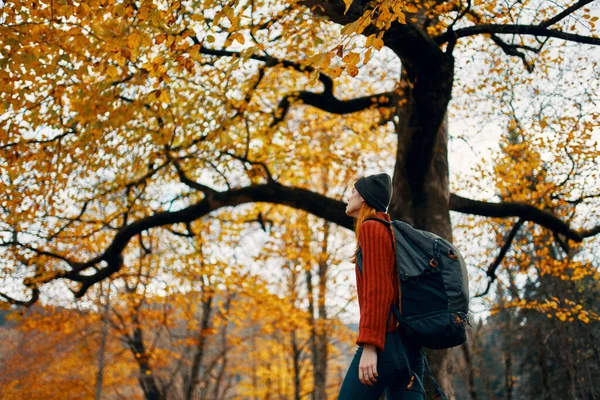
[448, 249, 459, 260]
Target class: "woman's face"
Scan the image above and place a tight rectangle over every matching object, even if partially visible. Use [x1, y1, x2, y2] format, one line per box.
[345, 186, 364, 218]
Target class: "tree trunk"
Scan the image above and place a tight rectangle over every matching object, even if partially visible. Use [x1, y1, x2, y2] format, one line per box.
[129, 312, 162, 400]
[291, 329, 302, 400]
[390, 73, 454, 398]
[185, 294, 213, 400]
[461, 343, 478, 400]
[213, 296, 232, 400]
[534, 326, 551, 400]
[312, 222, 330, 400]
[95, 285, 111, 400]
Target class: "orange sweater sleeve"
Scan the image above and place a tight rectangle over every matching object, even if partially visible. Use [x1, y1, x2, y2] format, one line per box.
[356, 220, 396, 352]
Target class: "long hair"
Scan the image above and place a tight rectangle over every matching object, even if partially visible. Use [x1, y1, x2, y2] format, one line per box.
[351, 203, 396, 264]
[351, 202, 378, 263]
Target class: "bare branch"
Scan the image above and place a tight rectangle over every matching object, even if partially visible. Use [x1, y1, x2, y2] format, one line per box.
[475, 219, 524, 298]
[172, 159, 218, 194]
[0, 289, 39, 306]
[490, 34, 535, 72]
[0, 124, 77, 150]
[539, 0, 596, 28]
[222, 151, 275, 183]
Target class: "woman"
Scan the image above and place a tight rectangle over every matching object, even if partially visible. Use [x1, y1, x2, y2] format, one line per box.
[338, 173, 424, 400]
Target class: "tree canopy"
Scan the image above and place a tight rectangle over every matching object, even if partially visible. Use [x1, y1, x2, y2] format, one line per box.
[2, 0, 599, 304]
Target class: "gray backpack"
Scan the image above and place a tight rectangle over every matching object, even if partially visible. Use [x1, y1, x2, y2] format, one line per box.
[363, 218, 470, 349]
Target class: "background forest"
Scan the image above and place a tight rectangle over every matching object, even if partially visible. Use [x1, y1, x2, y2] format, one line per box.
[1, 0, 599, 399]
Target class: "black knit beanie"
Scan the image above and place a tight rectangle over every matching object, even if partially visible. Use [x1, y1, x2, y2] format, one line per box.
[354, 173, 393, 212]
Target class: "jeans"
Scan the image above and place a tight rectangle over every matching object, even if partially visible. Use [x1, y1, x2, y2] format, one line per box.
[338, 331, 424, 400]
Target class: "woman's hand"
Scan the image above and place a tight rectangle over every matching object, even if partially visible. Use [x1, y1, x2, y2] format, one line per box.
[358, 344, 378, 386]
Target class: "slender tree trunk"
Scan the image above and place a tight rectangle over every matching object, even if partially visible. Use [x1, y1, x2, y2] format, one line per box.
[560, 323, 578, 400]
[504, 347, 513, 400]
[534, 327, 551, 400]
[95, 285, 110, 400]
[185, 294, 213, 400]
[461, 343, 478, 400]
[479, 356, 495, 400]
[313, 222, 330, 400]
[252, 326, 258, 400]
[128, 310, 162, 400]
[291, 329, 302, 400]
[213, 296, 232, 400]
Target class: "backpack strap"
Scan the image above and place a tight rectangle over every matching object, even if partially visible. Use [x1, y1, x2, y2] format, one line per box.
[364, 217, 402, 321]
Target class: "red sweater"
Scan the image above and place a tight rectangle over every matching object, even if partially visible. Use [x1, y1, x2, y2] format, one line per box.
[355, 212, 399, 351]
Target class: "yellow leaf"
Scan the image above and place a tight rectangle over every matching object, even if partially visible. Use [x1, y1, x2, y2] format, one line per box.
[106, 65, 119, 79]
[158, 90, 170, 104]
[188, 45, 200, 57]
[231, 32, 245, 45]
[358, 15, 372, 32]
[140, 33, 153, 47]
[347, 64, 359, 77]
[76, 3, 90, 18]
[363, 47, 373, 65]
[342, 52, 360, 66]
[343, 0, 353, 14]
[315, 52, 334, 69]
[405, 4, 418, 13]
[127, 33, 140, 49]
[328, 66, 344, 78]
[138, 5, 150, 21]
[340, 20, 359, 36]
[396, 11, 406, 24]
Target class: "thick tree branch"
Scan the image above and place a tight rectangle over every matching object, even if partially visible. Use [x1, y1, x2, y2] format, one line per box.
[435, 24, 600, 47]
[59, 183, 352, 297]
[8, 187, 599, 303]
[272, 90, 395, 125]
[450, 194, 598, 242]
[580, 225, 600, 238]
